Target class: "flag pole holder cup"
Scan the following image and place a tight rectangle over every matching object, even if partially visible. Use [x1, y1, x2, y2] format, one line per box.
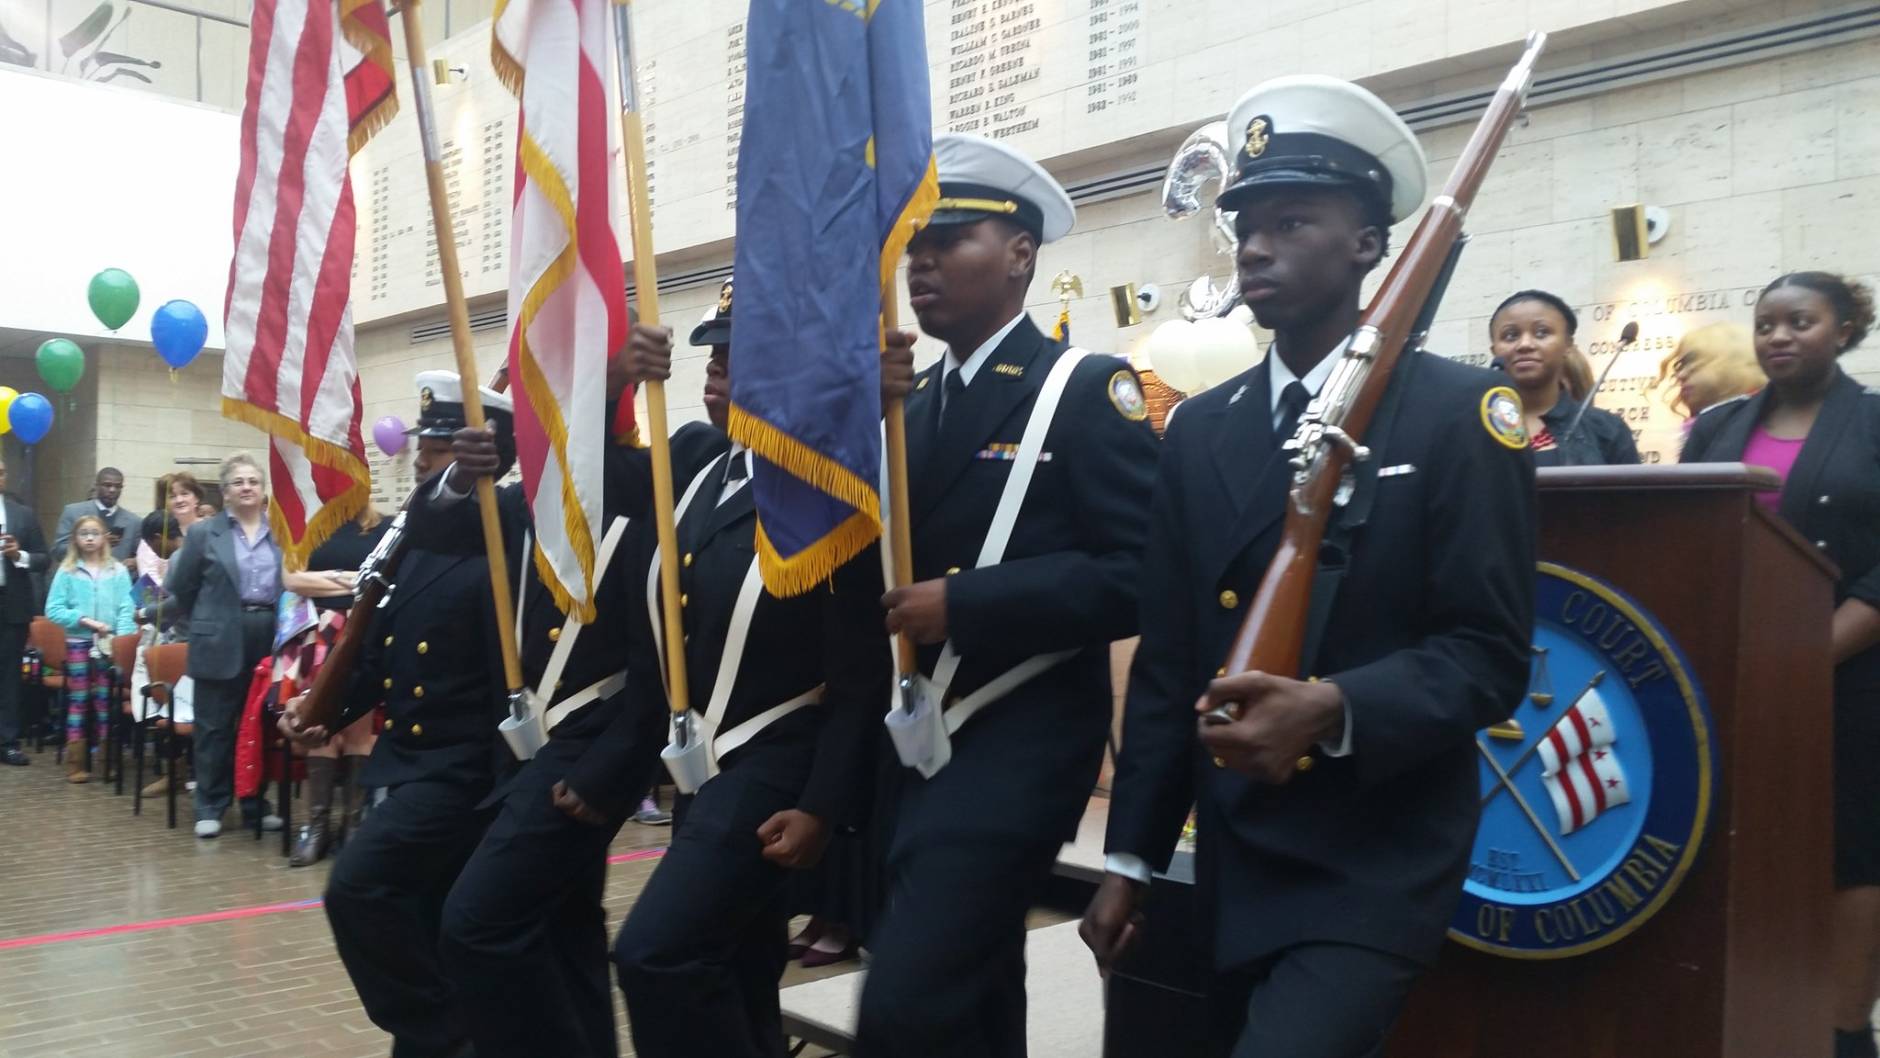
[499, 689, 548, 761]
[662, 710, 712, 795]
[885, 673, 952, 778]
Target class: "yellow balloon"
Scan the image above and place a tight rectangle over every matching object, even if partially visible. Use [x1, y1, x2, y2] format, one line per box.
[0, 386, 16, 435]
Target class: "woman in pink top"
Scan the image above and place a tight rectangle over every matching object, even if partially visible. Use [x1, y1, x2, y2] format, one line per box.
[1682, 272, 1880, 1058]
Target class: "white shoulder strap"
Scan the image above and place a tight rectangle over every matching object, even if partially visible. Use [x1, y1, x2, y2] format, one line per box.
[701, 558, 766, 730]
[647, 452, 729, 694]
[930, 348, 1091, 696]
[534, 515, 631, 700]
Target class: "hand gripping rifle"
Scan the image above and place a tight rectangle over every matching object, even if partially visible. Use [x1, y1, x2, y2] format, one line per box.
[293, 500, 415, 734]
[1211, 33, 1547, 710]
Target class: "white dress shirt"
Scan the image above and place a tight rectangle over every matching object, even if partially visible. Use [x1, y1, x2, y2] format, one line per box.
[940, 312, 1028, 414]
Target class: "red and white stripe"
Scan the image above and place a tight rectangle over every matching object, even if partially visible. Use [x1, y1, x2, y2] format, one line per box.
[491, 0, 627, 621]
[221, 0, 395, 569]
[1537, 687, 1616, 777]
[1542, 745, 1632, 836]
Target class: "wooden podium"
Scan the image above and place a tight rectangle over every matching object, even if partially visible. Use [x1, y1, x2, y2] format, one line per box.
[1388, 465, 1836, 1058]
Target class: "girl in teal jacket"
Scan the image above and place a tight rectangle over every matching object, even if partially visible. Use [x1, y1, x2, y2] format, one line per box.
[46, 514, 135, 782]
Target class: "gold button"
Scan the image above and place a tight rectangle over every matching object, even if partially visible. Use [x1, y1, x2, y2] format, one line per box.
[946, 566, 962, 575]
[1212, 756, 1226, 769]
[413, 686, 425, 699]
[411, 723, 423, 736]
[681, 593, 690, 607]
[383, 635, 393, 647]
[1216, 667, 1227, 677]
[1218, 590, 1239, 610]
[382, 677, 393, 690]
[548, 627, 561, 642]
[384, 719, 394, 731]
[556, 680, 564, 690]
[417, 641, 429, 655]
[683, 552, 694, 567]
[1295, 755, 1315, 772]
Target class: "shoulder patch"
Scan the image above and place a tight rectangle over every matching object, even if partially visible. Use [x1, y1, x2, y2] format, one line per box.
[1108, 370, 1148, 422]
[1480, 386, 1529, 450]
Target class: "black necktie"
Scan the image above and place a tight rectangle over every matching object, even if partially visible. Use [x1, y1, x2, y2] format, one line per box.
[939, 370, 966, 430]
[1275, 380, 1311, 442]
[723, 450, 750, 484]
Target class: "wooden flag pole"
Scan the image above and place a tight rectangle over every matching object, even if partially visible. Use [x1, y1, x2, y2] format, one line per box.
[396, 0, 525, 695]
[612, 0, 690, 717]
[881, 302, 919, 676]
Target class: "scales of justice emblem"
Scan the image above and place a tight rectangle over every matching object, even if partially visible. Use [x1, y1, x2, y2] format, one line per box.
[1451, 563, 1717, 958]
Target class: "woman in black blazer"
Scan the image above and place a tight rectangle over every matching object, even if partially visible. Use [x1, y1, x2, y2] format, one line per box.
[1681, 272, 1880, 1058]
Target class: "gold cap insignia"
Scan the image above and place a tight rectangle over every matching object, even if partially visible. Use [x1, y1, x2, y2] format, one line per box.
[419, 386, 434, 412]
[717, 279, 735, 314]
[1246, 116, 1270, 159]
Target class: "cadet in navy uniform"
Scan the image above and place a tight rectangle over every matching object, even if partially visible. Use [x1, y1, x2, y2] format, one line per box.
[862, 133, 1160, 1057]
[288, 372, 515, 1058]
[593, 283, 890, 1058]
[1084, 78, 1536, 1057]
[406, 334, 668, 1058]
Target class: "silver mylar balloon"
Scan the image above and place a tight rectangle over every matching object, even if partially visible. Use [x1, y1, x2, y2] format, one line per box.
[1161, 120, 1238, 255]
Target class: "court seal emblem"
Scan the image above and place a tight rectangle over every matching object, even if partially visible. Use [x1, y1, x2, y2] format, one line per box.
[1451, 562, 1715, 959]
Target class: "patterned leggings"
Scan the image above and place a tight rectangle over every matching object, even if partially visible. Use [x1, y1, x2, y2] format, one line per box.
[63, 638, 109, 746]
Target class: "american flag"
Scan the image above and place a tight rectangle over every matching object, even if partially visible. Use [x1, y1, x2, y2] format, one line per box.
[221, 0, 396, 570]
[491, 0, 628, 621]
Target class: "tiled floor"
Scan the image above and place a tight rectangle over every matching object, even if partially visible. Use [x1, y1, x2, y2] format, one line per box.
[0, 750, 850, 1057]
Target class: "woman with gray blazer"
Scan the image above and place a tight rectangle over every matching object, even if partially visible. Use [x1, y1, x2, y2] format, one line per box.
[164, 453, 283, 838]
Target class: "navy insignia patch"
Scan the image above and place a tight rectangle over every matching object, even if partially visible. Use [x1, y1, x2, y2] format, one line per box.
[1452, 563, 1714, 959]
[993, 362, 1025, 378]
[1245, 115, 1271, 158]
[1480, 386, 1528, 450]
[1108, 370, 1147, 422]
[419, 386, 434, 412]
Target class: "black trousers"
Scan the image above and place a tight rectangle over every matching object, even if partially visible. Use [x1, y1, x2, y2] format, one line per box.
[1206, 943, 1422, 1058]
[0, 619, 27, 747]
[854, 836, 1061, 1058]
[439, 738, 625, 1058]
[325, 777, 494, 1058]
[613, 759, 798, 1058]
[191, 608, 273, 822]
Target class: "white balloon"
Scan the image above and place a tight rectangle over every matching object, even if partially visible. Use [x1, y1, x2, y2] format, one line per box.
[1189, 317, 1262, 390]
[1146, 320, 1204, 394]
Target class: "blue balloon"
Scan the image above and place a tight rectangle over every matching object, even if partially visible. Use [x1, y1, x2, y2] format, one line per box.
[150, 299, 208, 370]
[9, 392, 53, 445]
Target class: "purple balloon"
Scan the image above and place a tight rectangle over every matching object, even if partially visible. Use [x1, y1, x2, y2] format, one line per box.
[372, 415, 407, 457]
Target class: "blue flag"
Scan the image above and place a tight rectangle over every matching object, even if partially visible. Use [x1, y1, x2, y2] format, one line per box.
[728, 0, 938, 597]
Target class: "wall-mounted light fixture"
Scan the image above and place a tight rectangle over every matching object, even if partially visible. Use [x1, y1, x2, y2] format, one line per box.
[433, 59, 468, 85]
[1611, 204, 1670, 261]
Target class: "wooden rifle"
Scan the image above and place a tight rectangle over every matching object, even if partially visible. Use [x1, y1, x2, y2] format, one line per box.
[294, 494, 416, 733]
[1217, 33, 1547, 691]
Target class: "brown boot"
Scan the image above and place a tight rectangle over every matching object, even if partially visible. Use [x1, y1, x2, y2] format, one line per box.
[65, 746, 91, 784]
[290, 756, 337, 867]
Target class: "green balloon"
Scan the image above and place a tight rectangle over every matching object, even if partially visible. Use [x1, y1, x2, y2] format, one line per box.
[87, 268, 140, 331]
[35, 339, 85, 394]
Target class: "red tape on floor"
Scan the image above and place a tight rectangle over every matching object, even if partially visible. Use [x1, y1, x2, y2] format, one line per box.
[0, 847, 666, 951]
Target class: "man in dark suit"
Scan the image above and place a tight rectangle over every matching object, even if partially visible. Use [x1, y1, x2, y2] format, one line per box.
[409, 332, 669, 1058]
[597, 284, 890, 1058]
[0, 459, 49, 766]
[860, 132, 1160, 1057]
[284, 371, 517, 1058]
[53, 466, 140, 561]
[1082, 77, 1537, 1057]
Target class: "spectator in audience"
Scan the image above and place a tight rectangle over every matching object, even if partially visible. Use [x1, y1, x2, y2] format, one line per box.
[0, 458, 48, 767]
[1680, 272, 1880, 1058]
[130, 509, 193, 799]
[165, 453, 284, 838]
[1655, 321, 1762, 425]
[54, 467, 141, 561]
[136, 473, 208, 582]
[279, 504, 390, 866]
[1490, 289, 1641, 466]
[44, 514, 136, 783]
